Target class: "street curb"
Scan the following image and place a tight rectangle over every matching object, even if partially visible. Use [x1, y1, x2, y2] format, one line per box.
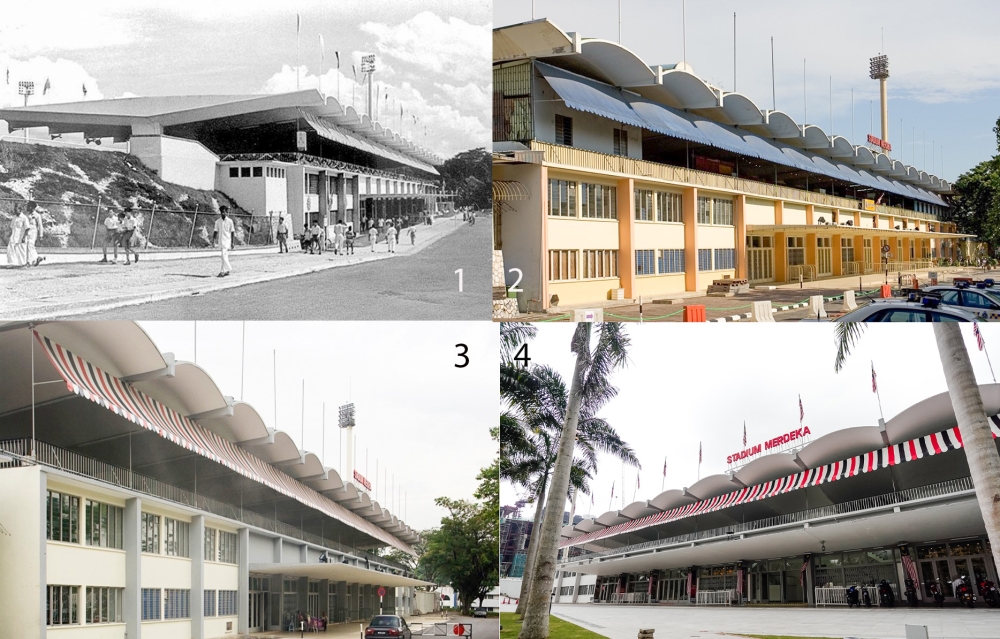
[8, 218, 468, 319]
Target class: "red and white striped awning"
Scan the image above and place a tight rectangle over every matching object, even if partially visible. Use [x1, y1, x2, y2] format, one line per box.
[35, 332, 414, 555]
[563, 421, 998, 548]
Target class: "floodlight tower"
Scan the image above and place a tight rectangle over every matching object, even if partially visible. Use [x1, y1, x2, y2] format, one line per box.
[869, 54, 889, 144]
[338, 402, 356, 483]
[361, 54, 376, 120]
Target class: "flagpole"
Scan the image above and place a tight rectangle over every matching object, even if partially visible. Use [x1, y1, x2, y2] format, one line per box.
[873, 360, 885, 421]
[976, 323, 997, 383]
[296, 14, 301, 92]
[985, 347, 997, 383]
[661, 455, 666, 493]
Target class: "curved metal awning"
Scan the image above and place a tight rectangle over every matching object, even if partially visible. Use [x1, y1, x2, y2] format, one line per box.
[493, 180, 529, 201]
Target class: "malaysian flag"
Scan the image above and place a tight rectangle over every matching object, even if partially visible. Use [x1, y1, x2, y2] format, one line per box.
[975, 322, 985, 351]
[799, 559, 809, 586]
[610, 481, 615, 501]
[743, 421, 747, 446]
[662, 456, 667, 477]
[799, 395, 804, 423]
[736, 567, 744, 596]
[872, 363, 878, 393]
[901, 551, 919, 583]
[698, 442, 702, 463]
[636, 473, 640, 489]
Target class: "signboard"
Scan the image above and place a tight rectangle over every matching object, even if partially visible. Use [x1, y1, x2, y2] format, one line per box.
[361, 54, 376, 73]
[450, 624, 470, 636]
[863, 198, 877, 212]
[881, 244, 891, 254]
[867, 134, 891, 152]
[378, 587, 387, 597]
[726, 426, 812, 465]
[296, 130, 308, 152]
[353, 470, 371, 491]
[338, 403, 356, 428]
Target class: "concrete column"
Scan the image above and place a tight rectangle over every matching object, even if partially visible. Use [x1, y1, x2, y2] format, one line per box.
[125, 497, 142, 639]
[337, 581, 347, 622]
[39, 470, 48, 639]
[191, 515, 205, 639]
[683, 186, 698, 291]
[273, 537, 283, 563]
[774, 232, 787, 282]
[538, 165, 549, 311]
[773, 200, 784, 225]
[805, 556, 815, 606]
[320, 580, 329, 620]
[298, 576, 309, 617]
[805, 204, 815, 225]
[351, 175, 361, 235]
[238, 528, 250, 634]
[853, 211, 862, 227]
[571, 572, 582, 603]
[336, 173, 348, 225]
[555, 570, 565, 603]
[617, 179, 636, 298]
[300, 544, 308, 563]
[734, 194, 747, 280]
[832, 233, 843, 276]
[805, 233, 817, 275]
[318, 170, 330, 227]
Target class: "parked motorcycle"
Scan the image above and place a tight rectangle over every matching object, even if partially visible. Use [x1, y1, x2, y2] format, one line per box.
[955, 576, 977, 608]
[878, 579, 896, 608]
[977, 577, 1000, 608]
[862, 585, 872, 608]
[904, 578, 918, 607]
[846, 585, 860, 608]
[927, 580, 945, 607]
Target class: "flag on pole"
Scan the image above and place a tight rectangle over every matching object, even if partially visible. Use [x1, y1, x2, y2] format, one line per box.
[799, 560, 808, 586]
[872, 363, 878, 392]
[319, 35, 325, 63]
[296, 13, 301, 33]
[975, 322, 985, 351]
[662, 456, 667, 477]
[82, 83, 87, 98]
[799, 394, 804, 423]
[743, 421, 747, 446]
[698, 441, 702, 463]
[610, 481, 614, 500]
[5, 68, 8, 85]
[335, 51, 340, 69]
[636, 473, 640, 489]
[352, 64, 357, 79]
[43, 78, 51, 95]
[399, 104, 403, 117]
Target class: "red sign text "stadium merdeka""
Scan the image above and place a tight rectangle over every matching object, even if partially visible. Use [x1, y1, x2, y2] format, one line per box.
[727, 426, 812, 465]
[867, 134, 892, 152]
[354, 470, 371, 491]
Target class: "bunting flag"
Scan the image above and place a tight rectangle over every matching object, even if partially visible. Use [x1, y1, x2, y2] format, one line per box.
[559, 419, 998, 549]
[736, 567, 744, 596]
[35, 332, 413, 554]
[799, 559, 808, 586]
[975, 322, 985, 351]
[872, 363, 878, 392]
[901, 548, 919, 583]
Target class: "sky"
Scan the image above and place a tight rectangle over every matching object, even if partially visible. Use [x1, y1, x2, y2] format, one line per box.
[494, 0, 1000, 183]
[500, 323, 1000, 523]
[138, 321, 498, 532]
[0, 0, 491, 157]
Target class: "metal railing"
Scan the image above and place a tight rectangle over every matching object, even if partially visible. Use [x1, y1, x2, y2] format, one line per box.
[606, 592, 649, 604]
[0, 439, 411, 574]
[566, 476, 974, 562]
[530, 140, 944, 223]
[786, 264, 816, 282]
[696, 590, 734, 606]
[814, 585, 898, 606]
[218, 152, 440, 188]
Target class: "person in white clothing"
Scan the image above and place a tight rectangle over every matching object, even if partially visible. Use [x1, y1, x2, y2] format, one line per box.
[368, 225, 378, 251]
[5, 206, 29, 266]
[212, 206, 236, 277]
[385, 224, 397, 253]
[24, 201, 44, 267]
[100, 210, 121, 263]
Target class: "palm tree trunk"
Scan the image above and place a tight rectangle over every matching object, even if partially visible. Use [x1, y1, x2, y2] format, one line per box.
[934, 323, 1000, 578]
[519, 324, 591, 639]
[515, 473, 548, 615]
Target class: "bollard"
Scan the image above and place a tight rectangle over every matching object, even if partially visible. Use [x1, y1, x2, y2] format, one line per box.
[750, 301, 775, 322]
[808, 295, 827, 319]
[843, 290, 858, 311]
[880, 284, 892, 298]
[683, 305, 706, 322]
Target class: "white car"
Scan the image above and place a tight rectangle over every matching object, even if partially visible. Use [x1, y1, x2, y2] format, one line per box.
[923, 284, 1000, 321]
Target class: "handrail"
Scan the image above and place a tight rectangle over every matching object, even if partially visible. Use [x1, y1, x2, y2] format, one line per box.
[0, 439, 412, 575]
[566, 476, 973, 562]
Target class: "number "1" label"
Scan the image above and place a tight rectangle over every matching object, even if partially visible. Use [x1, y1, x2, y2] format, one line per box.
[455, 268, 463, 292]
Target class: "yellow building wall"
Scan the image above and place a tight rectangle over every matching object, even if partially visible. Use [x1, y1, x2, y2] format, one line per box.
[814, 207, 834, 224]
[142, 554, 192, 589]
[0, 466, 42, 638]
[494, 163, 545, 311]
[783, 204, 807, 225]
[547, 218, 620, 250]
[744, 198, 775, 225]
[698, 225, 736, 248]
[548, 279, 622, 307]
[635, 274, 686, 298]
[633, 222, 685, 249]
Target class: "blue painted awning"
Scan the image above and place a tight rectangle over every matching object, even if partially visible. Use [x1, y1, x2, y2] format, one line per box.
[535, 61, 647, 130]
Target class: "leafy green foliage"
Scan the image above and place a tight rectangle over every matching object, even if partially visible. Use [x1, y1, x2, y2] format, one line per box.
[945, 117, 1000, 251]
[439, 148, 490, 209]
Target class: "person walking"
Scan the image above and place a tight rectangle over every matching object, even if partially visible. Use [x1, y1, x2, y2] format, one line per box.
[276, 216, 289, 253]
[5, 204, 29, 266]
[408, 226, 416, 246]
[212, 205, 235, 277]
[99, 208, 121, 263]
[301, 223, 312, 253]
[332, 218, 346, 255]
[368, 224, 378, 252]
[310, 220, 324, 254]
[345, 224, 356, 255]
[119, 206, 139, 265]
[385, 223, 397, 254]
[24, 201, 44, 267]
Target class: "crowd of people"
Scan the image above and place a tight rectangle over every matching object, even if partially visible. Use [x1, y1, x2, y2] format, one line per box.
[5, 201, 46, 268]
[293, 214, 420, 257]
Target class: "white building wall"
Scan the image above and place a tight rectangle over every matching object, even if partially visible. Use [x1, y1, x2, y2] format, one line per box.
[743, 198, 775, 225]
[130, 134, 218, 190]
[0, 466, 43, 638]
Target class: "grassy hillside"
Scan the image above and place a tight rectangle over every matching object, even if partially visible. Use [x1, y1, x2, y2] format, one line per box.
[0, 141, 261, 249]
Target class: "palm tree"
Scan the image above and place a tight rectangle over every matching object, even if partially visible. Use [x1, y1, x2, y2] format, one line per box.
[519, 323, 630, 639]
[835, 322, 1000, 587]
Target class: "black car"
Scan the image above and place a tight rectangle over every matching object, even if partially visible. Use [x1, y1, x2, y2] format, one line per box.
[366, 615, 412, 639]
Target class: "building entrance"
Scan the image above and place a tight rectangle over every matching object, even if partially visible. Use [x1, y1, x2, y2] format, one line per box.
[249, 591, 268, 632]
[917, 540, 996, 601]
[657, 577, 686, 602]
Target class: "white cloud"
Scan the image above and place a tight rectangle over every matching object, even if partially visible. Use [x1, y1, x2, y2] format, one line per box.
[0, 6, 133, 56]
[360, 11, 490, 86]
[0, 54, 103, 108]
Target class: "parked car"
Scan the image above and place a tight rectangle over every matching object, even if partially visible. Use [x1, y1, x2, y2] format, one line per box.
[923, 282, 1000, 320]
[366, 615, 412, 639]
[834, 294, 979, 323]
[474, 607, 488, 618]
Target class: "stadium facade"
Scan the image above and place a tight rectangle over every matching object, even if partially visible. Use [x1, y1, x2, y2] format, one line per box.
[492, 19, 972, 312]
[0, 321, 429, 637]
[0, 91, 448, 235]
[550, 386, 1000, 608]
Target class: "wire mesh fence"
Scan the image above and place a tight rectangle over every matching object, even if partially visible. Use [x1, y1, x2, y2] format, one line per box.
[0, 196, 279, 250]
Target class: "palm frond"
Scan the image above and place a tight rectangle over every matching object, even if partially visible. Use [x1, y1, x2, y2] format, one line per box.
[500, 322, 538, 364]
[834, 322, 867, 372]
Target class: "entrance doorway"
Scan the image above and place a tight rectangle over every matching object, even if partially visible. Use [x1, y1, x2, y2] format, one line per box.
[249, 591, 268, 632]
[657, 577, 686, 602]
[917, 539, 995, 601]
[817, 237, 832, 276]
[747, 236, 773, 282]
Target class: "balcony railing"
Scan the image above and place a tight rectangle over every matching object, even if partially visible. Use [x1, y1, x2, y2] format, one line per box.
[218, 152, 439, 187]
[530, 141, 943, 223]
[565, 476, 974, 563]
[0, 439, 412, 575]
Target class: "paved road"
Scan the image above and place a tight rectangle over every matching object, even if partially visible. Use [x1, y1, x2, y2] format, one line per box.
[448, 615, 499, 639]
[74, 219, 491, 320]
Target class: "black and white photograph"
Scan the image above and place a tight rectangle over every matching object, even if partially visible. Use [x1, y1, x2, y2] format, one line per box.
[0, 0, 491, 320]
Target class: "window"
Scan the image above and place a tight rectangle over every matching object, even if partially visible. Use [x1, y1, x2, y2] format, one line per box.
[204, 590, 217, 617]
[306, 173, 320, 195]
[47, 585, 78, 626]
[219, 530, 238, 564]
[164, 589, 190, 619]
[581, 183, 617, 219]
[634, 189, 654, 221]
[841, 237, 855, 264]
[229, 167, 239, 178]
[658, 249, 685, 274]
[581, 249, 618, 279]
[613, 128, 628, 155]
[205, 527, 217, 561]
[697, 197, 712, 224]
[548, 250, 578, 281]
[218, 590, 239, 616]
[579, 584, 596, 595]
[657, 192, 683, 223]
[554, 114, 573, 146]
[787, 236, 805, 266]
[141, 513, 160, 554]
[164, 518, 190, 557]
[635, 250, 656, 275]
[548, 179, 576, 217]
[712, 199, 734, 225]
[240, 166, 251, 178]
[714, 248, 735, 270]
[698, 249, 713, 271]
[85, 586, 123, 624]
[85, 500, 123, 549]
[141, 588, 161, 621]
[46, 491, 79, 543]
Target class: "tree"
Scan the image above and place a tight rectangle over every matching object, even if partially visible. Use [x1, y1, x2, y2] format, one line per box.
[519, 323, 630, 639]
[439, 148, 491, 210]
[834, 323, 1000, 586]
[420, 497, 497, 615]
[945, 116, 1000, 254]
